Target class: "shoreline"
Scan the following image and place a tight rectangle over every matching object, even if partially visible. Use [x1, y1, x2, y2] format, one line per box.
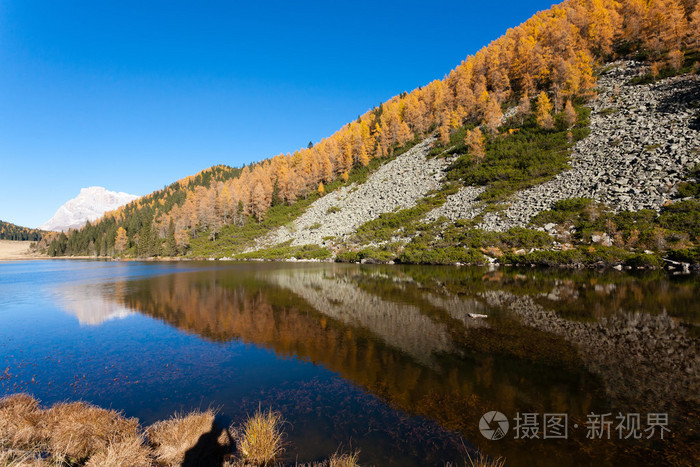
[7, 251, 698, 273]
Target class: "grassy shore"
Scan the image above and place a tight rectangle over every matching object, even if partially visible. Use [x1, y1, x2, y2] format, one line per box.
[0, 394, 506, 466]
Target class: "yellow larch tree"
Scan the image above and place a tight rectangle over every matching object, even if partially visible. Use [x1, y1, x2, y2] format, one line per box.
[536, 91, 555, 129]
[465, 128, 486, 160]
[114, 227, 128, 253]
[483, 98, 503, 135]
[563, 99, 577, 128]
[690, 4, 700, 48]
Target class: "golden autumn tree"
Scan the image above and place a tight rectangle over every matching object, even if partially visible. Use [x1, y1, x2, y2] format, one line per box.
[584, 0, 621, 55]
[660, 0, 690, 51]
[620, 0, 647, 42]
[668, 49, 685, 69]
[536, 91, 555, 129]
[691, 4, 700, 48]
[465, 128, 486, 160]
[517, 92, 531, 125]
[114, 227, 128, 253]
[483, 98, 503, 135]
[317, 182, 325, 196]
[563, 99, 577, 128]
[439, 118, 451, 146]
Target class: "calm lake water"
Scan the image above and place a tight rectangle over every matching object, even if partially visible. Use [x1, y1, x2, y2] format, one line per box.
[0, 260, 698, 465]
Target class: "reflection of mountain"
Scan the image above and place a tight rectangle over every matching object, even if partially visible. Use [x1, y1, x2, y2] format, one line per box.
[103, 264, 699, 465]
[55, 283, 134, 325]
[261, 268, 488, 366]
[110, 266, 620, 464]
[483, 290, 700, 410]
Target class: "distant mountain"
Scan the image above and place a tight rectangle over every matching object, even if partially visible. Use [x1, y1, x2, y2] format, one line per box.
[0, 220, 44, 241]
[40, 187, 139, 232]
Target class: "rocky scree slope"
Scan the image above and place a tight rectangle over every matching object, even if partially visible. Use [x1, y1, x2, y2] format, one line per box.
[254, 137, 448, 248]
[430, 61, 700, 230]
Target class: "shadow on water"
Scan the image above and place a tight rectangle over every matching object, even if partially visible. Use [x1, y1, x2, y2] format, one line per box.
[182, 418, 232, 467]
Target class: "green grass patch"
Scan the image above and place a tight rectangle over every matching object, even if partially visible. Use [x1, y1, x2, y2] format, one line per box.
[398, 246, 485, 265]
[445, 107, 590, 202]
[234, 243, 331, 260]
[335, 244, 401, 263]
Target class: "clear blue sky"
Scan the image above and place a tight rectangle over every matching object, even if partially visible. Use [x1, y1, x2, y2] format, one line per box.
[0, 1, 555, 228]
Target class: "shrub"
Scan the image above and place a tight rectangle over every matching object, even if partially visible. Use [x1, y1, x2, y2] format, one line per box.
[399, 246, 485, 265]
[659, 200, 700, 240]
[666, 247, 700, 264]
[85, 436, 152, 467]
[233, 408, 286, 466]
[624, 253, 664, 268]
[328, 450, 361, 467]
[0, 394, 42, 450]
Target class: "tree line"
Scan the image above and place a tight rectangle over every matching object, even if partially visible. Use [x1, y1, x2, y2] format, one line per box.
[0, 220, 44, 242]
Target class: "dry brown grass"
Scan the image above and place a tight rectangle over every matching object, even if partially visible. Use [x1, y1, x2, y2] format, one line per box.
[40, 401, 139, 463]
[232, 407, 286, 466]
[84, 435, 152, 467]
[145, 408, 217, 466]
[0, 394, 44, 450]
[328, 450, 360, 467]
[445, 451, 506, 467]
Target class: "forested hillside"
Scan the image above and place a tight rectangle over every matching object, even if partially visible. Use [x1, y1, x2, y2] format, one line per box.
[0, 220, 44, 241]
[42, 165, 240, 256]
[45, 0, 700, 259]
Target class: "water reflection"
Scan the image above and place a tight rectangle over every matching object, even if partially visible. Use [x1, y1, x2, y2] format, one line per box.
[75, 263, 698, 466]
[55, 282, 135, 325]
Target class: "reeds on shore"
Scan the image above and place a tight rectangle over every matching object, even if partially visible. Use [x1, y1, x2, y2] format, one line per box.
[1, 393, 505, 466]
[0, 394, 362, 467]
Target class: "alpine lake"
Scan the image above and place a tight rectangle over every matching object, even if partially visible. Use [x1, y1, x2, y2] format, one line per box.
[1, 260, 698, 466]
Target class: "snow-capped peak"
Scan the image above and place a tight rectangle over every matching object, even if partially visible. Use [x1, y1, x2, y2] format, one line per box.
[39, 186, 139, 232]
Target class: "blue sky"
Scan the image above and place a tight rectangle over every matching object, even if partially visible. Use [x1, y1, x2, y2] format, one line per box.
[0, 1, 555, 228]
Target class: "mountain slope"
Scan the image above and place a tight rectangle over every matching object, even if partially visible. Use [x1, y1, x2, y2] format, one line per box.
[243, 63, 698, 266]
[44, 0, 700, 266]
[40, 187, 139, 232]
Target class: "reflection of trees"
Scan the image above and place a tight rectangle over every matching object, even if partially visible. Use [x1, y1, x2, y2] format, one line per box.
[111, 265, 659, 466]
